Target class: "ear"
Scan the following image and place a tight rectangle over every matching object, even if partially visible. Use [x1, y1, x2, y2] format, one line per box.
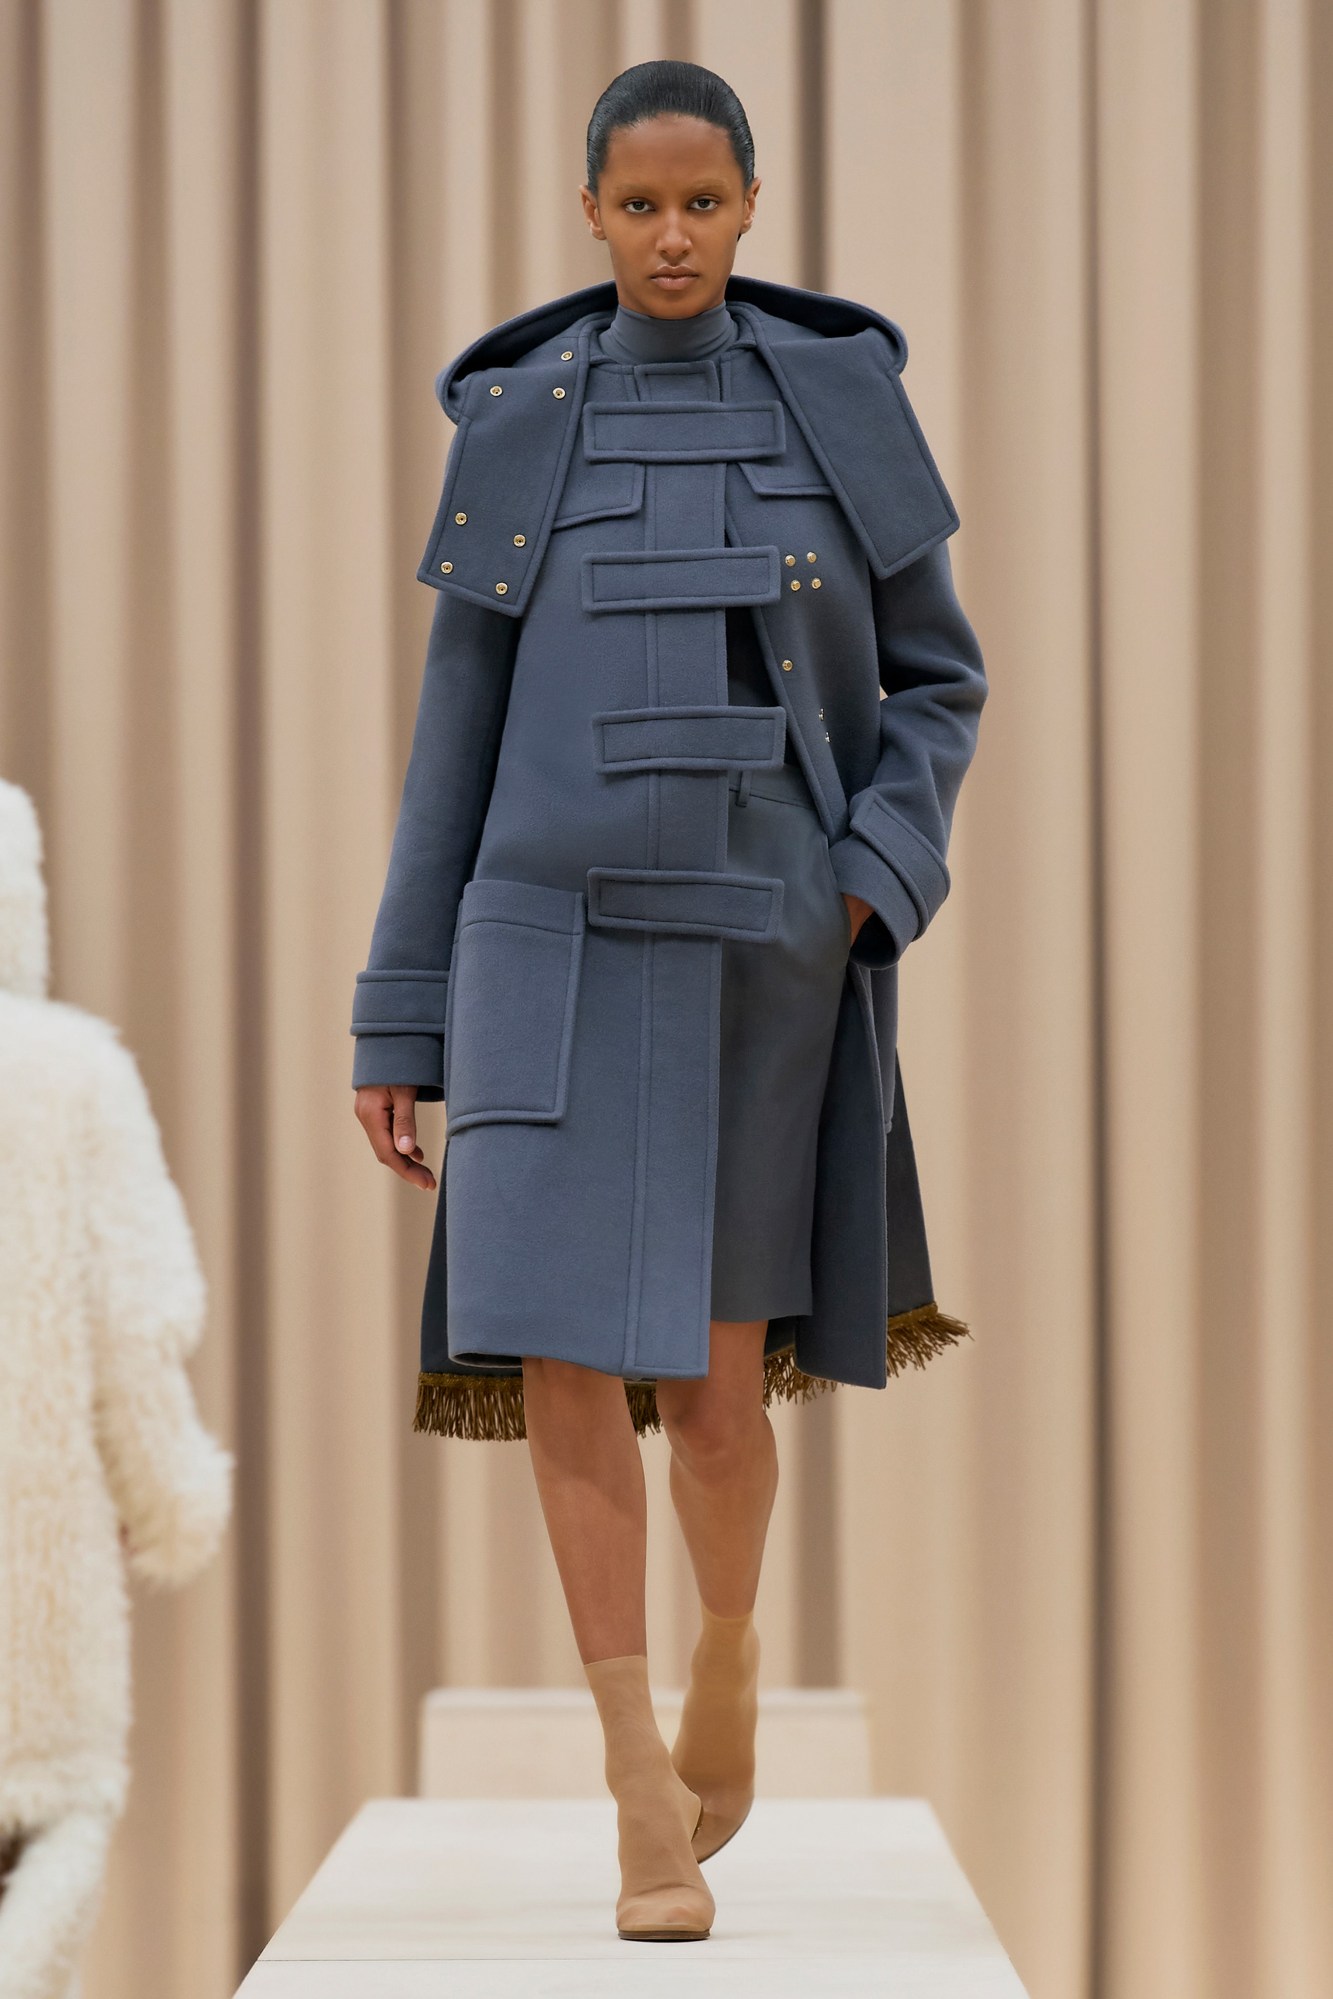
[579, 180, 607, 238]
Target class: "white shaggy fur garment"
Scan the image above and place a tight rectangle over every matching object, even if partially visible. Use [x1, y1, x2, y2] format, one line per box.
[0, 780, 234, 1997]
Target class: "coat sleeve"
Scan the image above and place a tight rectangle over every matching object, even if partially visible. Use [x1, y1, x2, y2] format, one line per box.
[350, 579, 521, 1099]
[826, 534, 987, 968]
[86, 1034, 234, 1591]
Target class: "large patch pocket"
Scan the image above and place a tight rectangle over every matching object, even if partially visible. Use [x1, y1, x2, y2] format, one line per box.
[441, 879, 585, 1130]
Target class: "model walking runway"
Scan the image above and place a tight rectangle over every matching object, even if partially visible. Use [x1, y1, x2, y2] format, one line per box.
[351, 56, 987, 1945]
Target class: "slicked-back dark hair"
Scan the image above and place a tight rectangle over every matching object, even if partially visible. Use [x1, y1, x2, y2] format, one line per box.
[585, 60, 755, 195]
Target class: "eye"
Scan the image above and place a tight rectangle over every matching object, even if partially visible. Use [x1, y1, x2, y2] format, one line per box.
[691, 196, 720, 211]
[624, 198, 652, 214]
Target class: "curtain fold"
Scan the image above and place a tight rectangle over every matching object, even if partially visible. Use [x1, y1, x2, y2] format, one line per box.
[0, 4, 1327, 1995]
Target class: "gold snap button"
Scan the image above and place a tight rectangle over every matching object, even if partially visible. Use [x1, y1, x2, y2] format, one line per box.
[811, 577, 822, 588]
[455, 511, 467, 524]
[807, 551, 817, 562]
[818, 707, 825, 718]
[784, 553, 796, 566]
[790, 579, 801, 590]
[513, 534, 526, 546]
[495, 581, 508, 594]
[490, 384, 503, 396]
[440, 561, 453, 573]
[781, 658, 794, 671]
[824, 730, 831, 742]
[552, 386, 566, 398]
[561, 350, 573, 360]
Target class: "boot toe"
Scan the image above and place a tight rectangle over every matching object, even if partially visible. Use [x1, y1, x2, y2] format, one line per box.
[690, 1796, 753, 1862]
[616, 1883, 715, 1942]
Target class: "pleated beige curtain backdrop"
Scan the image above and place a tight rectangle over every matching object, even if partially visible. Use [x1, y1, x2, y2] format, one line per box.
[0, 2, 1329, 1995]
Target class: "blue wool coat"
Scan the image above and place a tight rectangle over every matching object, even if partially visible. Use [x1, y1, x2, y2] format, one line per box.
[351, 274, 988, 1441]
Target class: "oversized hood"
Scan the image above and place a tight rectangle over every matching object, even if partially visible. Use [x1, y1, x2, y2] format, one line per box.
[0, 779, 50, 998]
[432, 273, 911, 422]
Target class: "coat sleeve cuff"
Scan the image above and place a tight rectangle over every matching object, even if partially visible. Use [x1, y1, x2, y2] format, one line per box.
[351, 967, 448, 1032]
[826, 826, 924, 968]
[350, 1031, 445, 1100]
[351, 968, 450, 1098]
[827, 789, 953, 968]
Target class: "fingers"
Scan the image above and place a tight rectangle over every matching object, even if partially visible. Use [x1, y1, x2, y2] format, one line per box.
[354, 1086, 437, 1191]
[389, 1086, 435, 1188]
[389, 1085, 418, 1156]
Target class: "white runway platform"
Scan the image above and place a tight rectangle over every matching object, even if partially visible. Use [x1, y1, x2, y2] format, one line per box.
[234, 1795, 1029, 1996]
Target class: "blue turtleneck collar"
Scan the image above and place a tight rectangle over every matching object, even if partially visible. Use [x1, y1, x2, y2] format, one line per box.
[598, 296, 738, 364]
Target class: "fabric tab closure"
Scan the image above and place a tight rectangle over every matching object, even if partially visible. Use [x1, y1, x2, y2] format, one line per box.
[581, 545, 781, 614]
[585, 867, 784, 941]
[582, 400, 785, 463]
[591, 704, 787, 773]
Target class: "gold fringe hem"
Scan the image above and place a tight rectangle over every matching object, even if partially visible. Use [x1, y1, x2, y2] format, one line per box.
[412, 1302, 972, 1443]
[884, 1298, 974, 1377]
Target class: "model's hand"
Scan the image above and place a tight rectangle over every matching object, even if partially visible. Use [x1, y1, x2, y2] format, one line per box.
[355, 1084, 437, 1191]
[842, 893, 874, 946]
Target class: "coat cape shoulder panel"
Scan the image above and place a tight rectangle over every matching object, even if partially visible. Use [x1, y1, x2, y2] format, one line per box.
[414, 276, 959, 620]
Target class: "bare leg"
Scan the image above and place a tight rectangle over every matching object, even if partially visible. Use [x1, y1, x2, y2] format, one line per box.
[656, 1317, 775, 1861]
[522, 1355, 714, 1939]
[520, 1354, 648, 1663]
[655, 1317, 778, 1613]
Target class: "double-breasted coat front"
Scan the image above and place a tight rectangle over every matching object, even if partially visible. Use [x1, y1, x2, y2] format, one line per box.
[351, 273, 988, 1442]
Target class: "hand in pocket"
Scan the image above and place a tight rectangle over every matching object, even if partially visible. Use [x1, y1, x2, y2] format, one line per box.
[842, 892, 873, 947]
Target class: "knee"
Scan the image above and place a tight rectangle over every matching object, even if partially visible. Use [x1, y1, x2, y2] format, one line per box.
[660, 1392, 773, 1483]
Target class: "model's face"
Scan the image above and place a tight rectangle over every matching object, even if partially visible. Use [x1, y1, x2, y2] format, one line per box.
[580, 114, 759, 318]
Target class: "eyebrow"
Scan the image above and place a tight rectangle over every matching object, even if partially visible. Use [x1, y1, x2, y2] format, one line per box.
[608, 181, 730, 198]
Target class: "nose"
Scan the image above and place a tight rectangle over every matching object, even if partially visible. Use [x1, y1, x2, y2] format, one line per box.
[656, 214, 691, 257]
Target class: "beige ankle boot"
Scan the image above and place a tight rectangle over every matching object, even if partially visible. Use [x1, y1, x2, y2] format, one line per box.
[669, 1604, 760, 1861]
[584, 1652, 715, 1942]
